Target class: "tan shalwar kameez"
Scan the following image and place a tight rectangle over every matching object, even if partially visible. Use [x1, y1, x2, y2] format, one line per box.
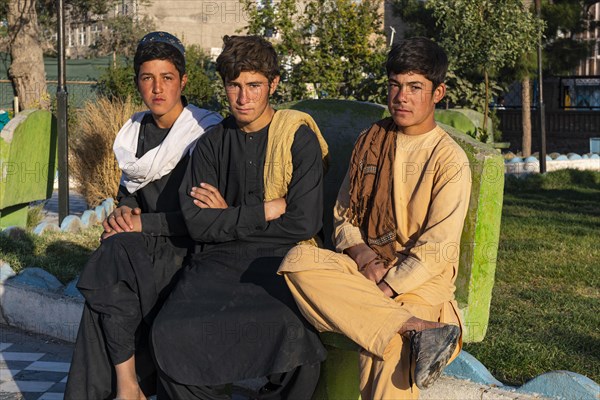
[279, 124, 472, 400]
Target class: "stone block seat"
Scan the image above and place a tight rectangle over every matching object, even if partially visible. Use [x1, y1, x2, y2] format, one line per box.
[280, 99, 505, 399]
[0, 109, 57, 229]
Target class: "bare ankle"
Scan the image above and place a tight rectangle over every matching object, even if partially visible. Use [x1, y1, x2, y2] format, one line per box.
[115, 384, 145, 400]
[398, 317, 446, 335]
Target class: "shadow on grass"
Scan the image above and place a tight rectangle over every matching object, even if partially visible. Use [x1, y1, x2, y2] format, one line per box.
[39, 240, 95, 283]
[0, 231, 99, 283]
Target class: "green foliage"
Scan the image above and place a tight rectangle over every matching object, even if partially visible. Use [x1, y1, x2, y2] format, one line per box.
[391, 0, 438, 39]
[426, 0, 542, 138]
[242, 0, 388, 103]
[184, 45, 220, 110]
[541, 0, 598, 75]
[427, 0, 541, 76]
[95, 61, 140, 103]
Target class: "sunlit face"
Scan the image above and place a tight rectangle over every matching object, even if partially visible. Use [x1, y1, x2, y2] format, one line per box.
[224, 71, 280, 132]
[137, 59, 187, 128]
[387, 71, 445, 135]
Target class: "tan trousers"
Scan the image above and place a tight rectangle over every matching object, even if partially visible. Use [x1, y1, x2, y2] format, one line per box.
[279, 245, 462, 400]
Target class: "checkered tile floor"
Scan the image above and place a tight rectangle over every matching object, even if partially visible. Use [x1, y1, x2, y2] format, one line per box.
[0, 326, 72, 400]
[0, 342, 69, 400]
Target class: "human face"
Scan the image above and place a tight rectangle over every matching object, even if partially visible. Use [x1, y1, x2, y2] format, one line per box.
[137, 59, 187, 128]
[387, 71, 445, 135]
[224, 71, 280, 132]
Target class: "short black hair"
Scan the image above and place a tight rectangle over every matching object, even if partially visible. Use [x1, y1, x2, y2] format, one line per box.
[216, 35, 280, 83]
[133, 41, 186, 79]
[386, 37, 448, 88]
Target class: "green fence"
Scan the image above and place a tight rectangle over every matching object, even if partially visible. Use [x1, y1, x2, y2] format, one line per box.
[0, 80, 98, 111]
[0, 53, 120, 112]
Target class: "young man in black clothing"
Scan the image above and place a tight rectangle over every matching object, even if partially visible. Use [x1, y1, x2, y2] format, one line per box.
[65, 32, 222, 400]
[151, 35, 329, 399]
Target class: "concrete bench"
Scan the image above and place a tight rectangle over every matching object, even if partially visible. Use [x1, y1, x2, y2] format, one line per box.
[280, 99, 504, 399]
[0, 109, 57, 229]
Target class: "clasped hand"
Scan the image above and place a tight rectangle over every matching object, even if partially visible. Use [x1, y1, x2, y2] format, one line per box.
[102, 206, 142, 240]
[346, 243, 395, 297]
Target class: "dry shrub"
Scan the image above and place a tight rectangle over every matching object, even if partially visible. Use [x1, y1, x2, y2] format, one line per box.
[70, 97, 146, 207]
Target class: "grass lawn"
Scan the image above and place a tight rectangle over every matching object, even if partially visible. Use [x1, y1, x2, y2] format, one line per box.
[464, 169, 600, 385]
[0, 226, 102, 283]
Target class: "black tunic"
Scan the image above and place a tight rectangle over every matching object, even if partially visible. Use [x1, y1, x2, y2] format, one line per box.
[65, 114, 195, 399]
[152, 115, 327, 386]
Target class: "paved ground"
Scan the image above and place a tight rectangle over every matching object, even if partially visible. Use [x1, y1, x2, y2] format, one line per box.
[0, 324, 72, 400]
[40, 190, 88, 225]
[0, 324, 263, 400]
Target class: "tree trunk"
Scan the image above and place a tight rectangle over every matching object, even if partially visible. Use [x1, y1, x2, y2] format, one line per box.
[522, 76, 532, 157]
[7, 0, 50, 111]
[483, 70, 489, 142]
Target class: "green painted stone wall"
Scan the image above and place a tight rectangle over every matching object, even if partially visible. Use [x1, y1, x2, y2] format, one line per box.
[280, 99, 503, 343]
[434, 109, 478, 137]
[0, 109, 57, 228]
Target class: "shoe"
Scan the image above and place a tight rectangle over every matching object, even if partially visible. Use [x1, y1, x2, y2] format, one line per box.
[410, 325, 460, 389]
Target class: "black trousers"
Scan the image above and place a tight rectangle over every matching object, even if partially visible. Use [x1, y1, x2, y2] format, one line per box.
[157, 362, 321, 400]
[64, 233, 189, 399]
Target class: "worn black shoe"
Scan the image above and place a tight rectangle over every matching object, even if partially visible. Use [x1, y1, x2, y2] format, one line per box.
[410, 324, 460, 390]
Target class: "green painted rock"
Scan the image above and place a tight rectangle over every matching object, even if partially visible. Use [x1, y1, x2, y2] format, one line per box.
[435, 108, 494, 142]
[0, 109, 57, 228]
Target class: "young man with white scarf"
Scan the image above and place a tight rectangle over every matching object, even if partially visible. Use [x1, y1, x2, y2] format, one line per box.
[65, 32, 222, 400]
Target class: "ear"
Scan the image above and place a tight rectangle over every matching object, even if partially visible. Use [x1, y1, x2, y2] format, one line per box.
[269, 76, 281, 95]
[181, 74, 188, 91]
[433, 83, 446, 104]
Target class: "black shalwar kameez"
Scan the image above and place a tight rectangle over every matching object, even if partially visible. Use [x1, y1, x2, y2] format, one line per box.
[65, 114, 197, 399]
[152, 116, 327, 399]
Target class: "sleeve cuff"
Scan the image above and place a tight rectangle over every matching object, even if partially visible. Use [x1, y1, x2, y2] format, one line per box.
[243, 204, 268, 232]
[335, 225, 365, 253]
[140, 213, 162, 236]
[384, 257, 431, 295]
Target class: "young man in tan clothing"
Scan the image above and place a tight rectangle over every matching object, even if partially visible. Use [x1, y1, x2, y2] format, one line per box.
[279, 37, 472, 399]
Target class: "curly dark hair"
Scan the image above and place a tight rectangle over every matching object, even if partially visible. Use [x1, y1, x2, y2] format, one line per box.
[216, 35, 280, 83]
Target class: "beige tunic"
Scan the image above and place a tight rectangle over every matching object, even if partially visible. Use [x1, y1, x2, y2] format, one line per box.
[279, 124, 472, 399]
[333, 125, 471, 304]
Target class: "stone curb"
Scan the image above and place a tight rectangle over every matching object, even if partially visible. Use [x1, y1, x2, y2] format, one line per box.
[0, 277, 83, 343]
[504, 153, 600, 175]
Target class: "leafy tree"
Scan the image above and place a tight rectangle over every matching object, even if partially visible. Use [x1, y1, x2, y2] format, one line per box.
[426, 0, 542, 138]
[183, 45, 220, 110]
[242, 0, 388, 103]
[95, 60, 138, 102]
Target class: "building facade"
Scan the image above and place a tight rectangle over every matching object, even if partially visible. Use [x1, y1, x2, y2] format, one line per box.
[575, 1, 600, 75]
